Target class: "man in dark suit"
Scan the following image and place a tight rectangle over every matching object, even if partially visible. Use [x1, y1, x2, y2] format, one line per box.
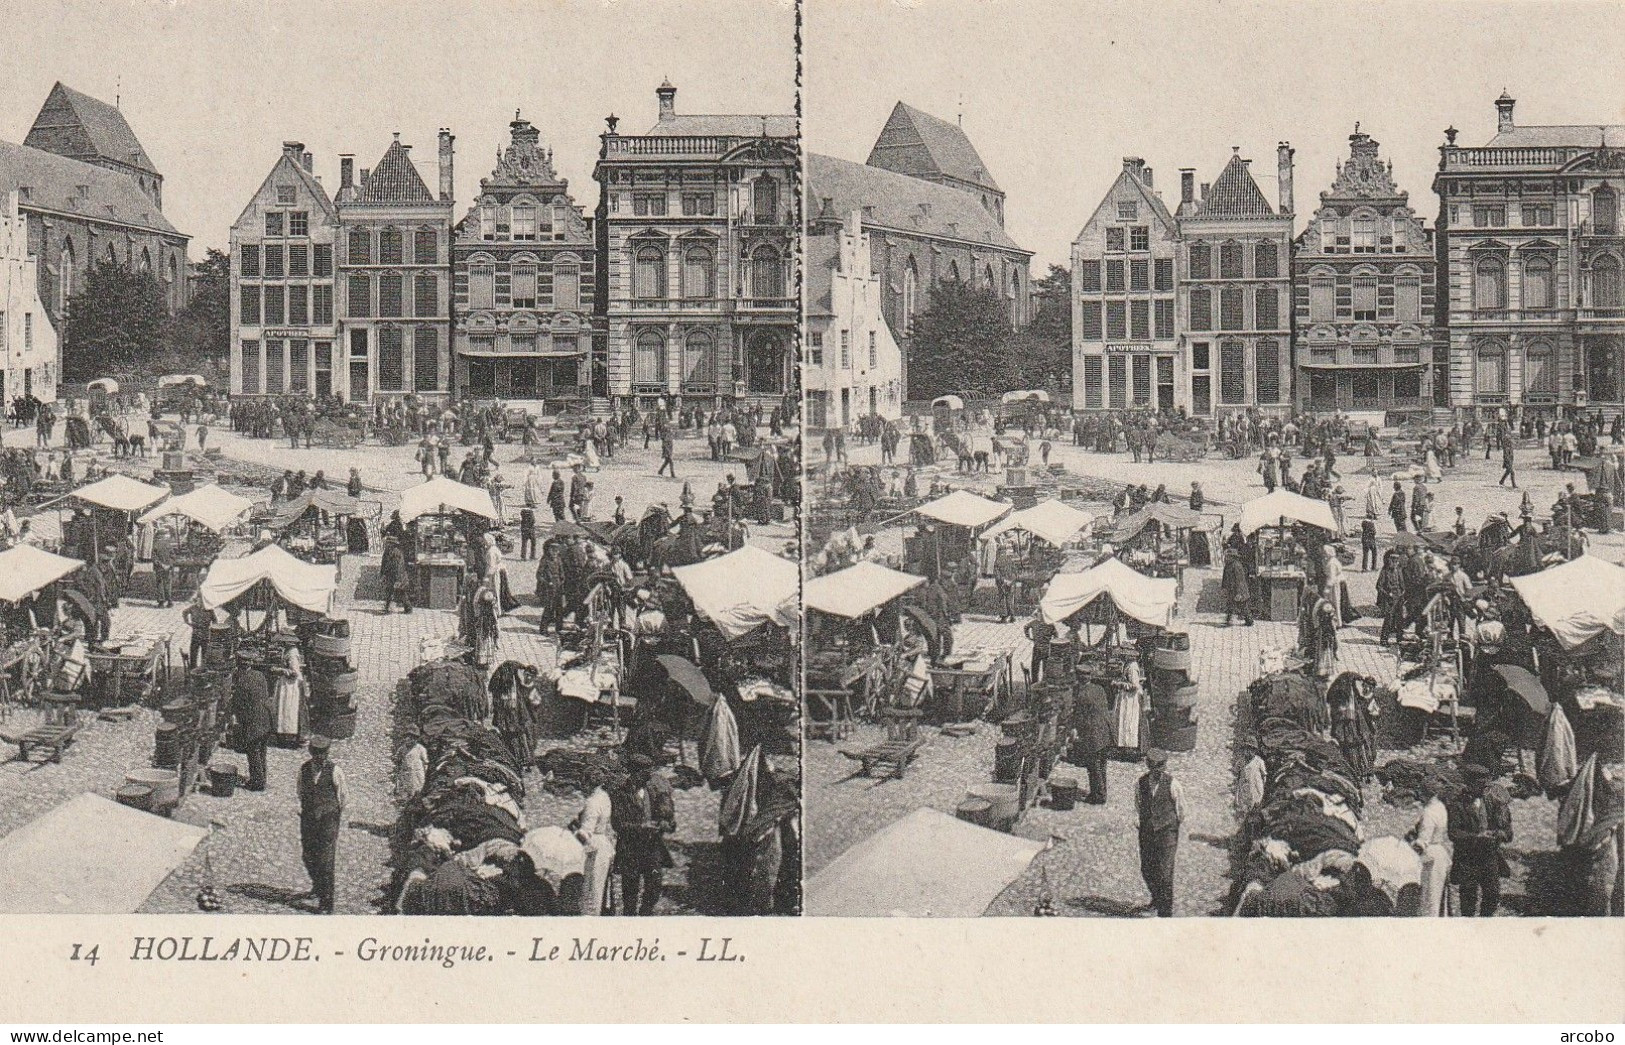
[150, 525, 176, 608]
[233, 665, 275, 792]
[1074, 681, 1113, 804]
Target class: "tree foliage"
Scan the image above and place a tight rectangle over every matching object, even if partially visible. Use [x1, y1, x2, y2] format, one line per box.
[165, 248, 230, 370]
[60, 261, 168, 381]
[906, 269, 1072, 400]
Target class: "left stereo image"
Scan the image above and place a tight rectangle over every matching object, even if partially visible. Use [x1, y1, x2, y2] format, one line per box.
[0, 0, 803, 917]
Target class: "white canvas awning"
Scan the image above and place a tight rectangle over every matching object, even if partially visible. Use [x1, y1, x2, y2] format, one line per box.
[1040, 557, 1178, 628]
[139, 485, 254, 532]
[982, 500, 1094, 547]
[1000, 389, 1051, 403]
[931, 395, 965, 410]
[198, 544, 337, 615]
[672, 546, 799, 639]
[1510, 554, 1625, 650]
[1238, 489, 1339, 536]
[806, 808, 1045, 917]
[0, 545, 82, 603]
[398, 475, 499, 523]
[805, 561, 927, 618]
[71, 474, 170, 513]
[916, 490, 1011, 530]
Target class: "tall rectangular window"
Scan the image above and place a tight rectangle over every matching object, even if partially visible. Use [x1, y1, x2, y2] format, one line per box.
[313, 284, 333, 324]
[289, 211, 309, 237]
[1153, 258, 1173, 291]
[348, 274, 371, 317]
[1154, 299, 1174, 339]
[1105, 227, 1125, 252]
[1353, 217, 1377, 253]
[1473, 204, 1506, 228]
[1219, 242, 1244, 278]
[1078, 260, 1102, 293]
[265, 212, 283, 237]
[1081, 301, 1103, 340]
[1353, 276, 1378, 320]
[263, 245, 284, 278]
[288, 285, 309, 325]
[240, 340, 260, 394]
[263, 285, 284, 325]
[1309, 277, 1335, 322]
[555, 261, 580, 310]
[511, 266, 537, 309]
[868, 330, 877, 368]
[415, 230, 437, 264]
[1255, 286, 1279, 329]
[1255, 339, 1280, 403]
[1130, 299, 1150, 340]
[380, 228, 404, 265]
[1105, 301, 1127, 340]
[288, 244, 308, 277]
[1083, 355, 1103, 409]
[415, 273, 438, 317]
[1129, 259, 1149, 292]
[1132, 354, 1151, 405]
[289, 339, 309, 392]
[1105, 261, 1125, 293]
[240, 244, 260, 277]
[313, 243, 332, 276]
[839, 330, 851, 369]
[1107, 355, 1127, 408]
[1220, 340, 1247, 403]
[1220, 287, 1245, 330]
[1130, 226, 1150, 251]
[264, 339, 284, 392]
[470, 266, 495, 309]
[1188, 287, 1212, 331]
[1189, 243, 1211, 279]
[378, 327, 405, 391]
[413, 328, 439, 392]
[1396, 276, 1421, 322]
[240, 285, 261, 324]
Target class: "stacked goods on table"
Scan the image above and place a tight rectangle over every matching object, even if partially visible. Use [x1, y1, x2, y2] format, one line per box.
[1146, 631, 1199, 753]
[301, 618, 357, 741]
[392, 659, 580, 915]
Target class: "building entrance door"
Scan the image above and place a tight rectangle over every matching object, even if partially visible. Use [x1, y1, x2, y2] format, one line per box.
[348, 329, 369, 403]
[1191, 375, 1211, 415]
[1308, 371, 1337, 410]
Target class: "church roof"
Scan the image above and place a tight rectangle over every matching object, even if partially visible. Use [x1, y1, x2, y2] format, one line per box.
[1194, 152, 1275, 219]
[807, 153, 1028, 254]
[25, 82, 159, 177]
[644, 114, 796, 138]
[0, 140, 179, 235]
[866, 102, 1001, 194]
[1487, 124, 1625, 148]
[355, 138, 436, 204]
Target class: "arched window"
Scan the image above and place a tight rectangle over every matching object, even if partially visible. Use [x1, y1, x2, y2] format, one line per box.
[1476, 338, 1507, 394]
[946, 259, 961, 283]
[348, 227, 371, 265]
[166, 254, 177, 291]
[1593, 254, 1623, 309]
[379, 227, 403, 265]
[682, 244, 714, 299]
[469, 263, 495, 309]
[983, 264, 995, 290]
[1254, 242, 1278, 278]
[1526, 339, 1556, 393]
[414, 273, 438, 317]
[902, 257, 918, 333]
[633, 329, 665, 385]
[1594, 186, 1617, 235]
[683, 331, 715, 386]
[554, 259, 580, 310]
[752, 177, 778, 223]
[750, 243, 783, 298]
[1474, 255, 1507, 310]
[1523, 255, 1554, 311]
[1189, 286, 1213, 330]
[139, 247, 152, 272]
[634, 244, 666, 299]
[746, 329, 784, 394]
[414, 228, 438, 264]
[59, 240, 75, 308]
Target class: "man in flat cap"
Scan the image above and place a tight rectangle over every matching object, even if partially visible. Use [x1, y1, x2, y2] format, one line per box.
[1448, 763, 1513, 916]
[1135, 748, 1184, 917]
[611, 751, 676, 915]
[298, 735, 346, 914]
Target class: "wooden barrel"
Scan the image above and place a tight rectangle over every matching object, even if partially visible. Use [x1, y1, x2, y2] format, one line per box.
[1047, 773, 1080, 810]
[1153, 683, 1200, 710]
[967, 782, 1020, 826]
[992, 737, 1022, 783]
[311, 706, 357, 741]
[153, 723, 180, 769]
[115, 783, 154, 811]
[309, 632, 351, 660]
[128, 767, 180, 809]
[311, 669, 358, 699]
[955, 797, 993, 827]
[162, 451, 186, 472]
[1151, 647, 1191, 673]
[159, 699, 195, 726]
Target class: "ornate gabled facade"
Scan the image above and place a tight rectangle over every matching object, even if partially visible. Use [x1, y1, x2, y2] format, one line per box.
[1070, 158, 1181, 411]
[0, 190, 59, 404]
[1434, 93, 1625, 418]
[335, 133, 454, 402]
[1293, 127, 1439, 414]
[451, 114, 594, 404]
[804, 209, 905, 428]
[229, 142, 340, 397]
[593, 81, 797, 409]
[1176, 146, 1296, 414]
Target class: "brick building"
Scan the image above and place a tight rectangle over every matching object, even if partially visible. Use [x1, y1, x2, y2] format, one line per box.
[229, 142, 340, 397]
[0, 82, 189, 330]
[1294, 127, 1439, 415]
[1433, 93, 1625, 419]
[335, 133, 455, 402]
[452, 114, 594, 405]
[593, 82, 797, 410]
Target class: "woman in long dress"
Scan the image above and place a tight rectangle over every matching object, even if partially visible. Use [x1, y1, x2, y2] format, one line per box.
[271, 639, 307, 743]
[1116, 658, 1146, 752]
[1424, 444, 1443, 483]
[571, 768, 618, 916]
[1326, 672, 1377, 780]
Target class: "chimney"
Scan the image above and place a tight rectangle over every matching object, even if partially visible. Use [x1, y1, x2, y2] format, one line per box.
[1122, 156, 1144, 175]
[281, 141, 304, 161]
[302, 151, 313, 173]
[1277, 141, 1295, 215]
[340, 155, 354, 190]
[1496, 90, 1516, 133]
[1180, 169, 1195, 204]
[1142, 167, 1153, 189]
[657, 79, 677, 123]
[438, 128, 455, 202]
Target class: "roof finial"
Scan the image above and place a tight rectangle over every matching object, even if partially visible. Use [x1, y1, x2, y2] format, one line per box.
[115, 75, 120, 110]
[957, 91, 964, 128]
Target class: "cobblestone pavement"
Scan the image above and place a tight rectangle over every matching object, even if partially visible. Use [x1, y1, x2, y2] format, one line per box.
[807, 432, 1618, 916]
[0, 425, 794, 916]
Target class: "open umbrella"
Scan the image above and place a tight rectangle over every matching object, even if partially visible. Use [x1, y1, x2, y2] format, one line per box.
[654, 654, 715, 706]
[1492, 664, 1550, 715]
[1390, 532, 1427, 550]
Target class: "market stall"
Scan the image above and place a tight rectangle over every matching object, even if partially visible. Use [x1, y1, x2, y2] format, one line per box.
[1110, 502, 1212, 579]
[1238, 490, 1340, 622]
[262, 489, 382, 565]
[0, 545, 81, 715]
[909, 489, 1011, 578]
[804, 561, 927, 739]
[56, 474, 170, 565]
[398, 476, 501, 610]
[139, 485, 254, 594]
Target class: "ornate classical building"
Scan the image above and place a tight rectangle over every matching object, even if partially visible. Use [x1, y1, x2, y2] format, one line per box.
[1176, 147, 1296, 414]
[1293, 127, 1439, 414]
[804, 209, 905, 428]
[806, 102, 1031, 398]
[0, 82, 189, 328]
[335, 133, 455, 402]
[593, 82, 797, 410]
[452, 114, 594, 404]
[1433, 93, 1625, 418]
[0, 190, 60, 403]
[1069, 158, 1181, 411]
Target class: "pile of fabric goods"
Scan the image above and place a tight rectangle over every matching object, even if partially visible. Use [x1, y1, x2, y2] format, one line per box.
[392, 658, 580, 915]
[1235, 667, 1433, 917]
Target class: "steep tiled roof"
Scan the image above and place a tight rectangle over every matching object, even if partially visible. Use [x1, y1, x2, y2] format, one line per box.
[25, 82, 158, 176]
[866, 102, 1001, 194]
[0, 140, 179, 235]
[356, 139, 435, 204]
[1195, 152, 1275, 218]
[804, 232, 837, 318]
[807, 153, 1028, 254]
[645, 114, 796, 138]
[1487, 124, 1625, 148]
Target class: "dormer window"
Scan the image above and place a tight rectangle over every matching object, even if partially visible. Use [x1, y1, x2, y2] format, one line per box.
[276, 185, 296, 205]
